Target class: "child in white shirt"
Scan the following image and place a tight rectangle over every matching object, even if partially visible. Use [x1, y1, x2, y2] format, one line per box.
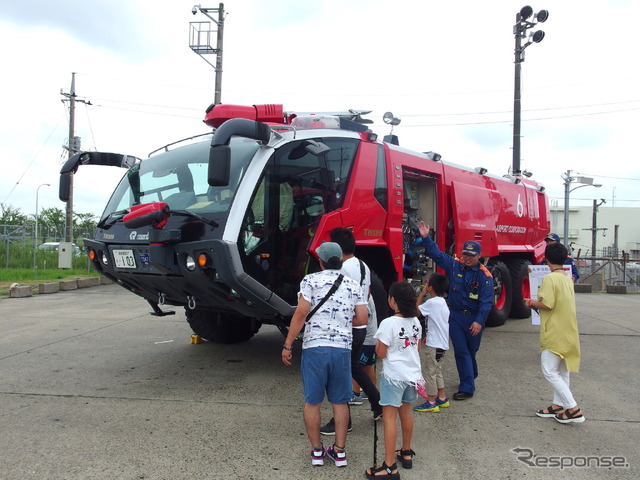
[365, 282, 423, 478]
[415, 272, 450, 413]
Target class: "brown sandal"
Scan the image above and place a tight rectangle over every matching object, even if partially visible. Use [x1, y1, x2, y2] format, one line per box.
[365, 462, 399, 480]
[535, 405, 564, 418]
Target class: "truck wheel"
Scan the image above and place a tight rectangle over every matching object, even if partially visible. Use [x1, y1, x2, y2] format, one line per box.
[186, 307, 261, 344]
[370, 271, 390, 325]
[486, 260, 512, 327]
[507, 258, 532, 319]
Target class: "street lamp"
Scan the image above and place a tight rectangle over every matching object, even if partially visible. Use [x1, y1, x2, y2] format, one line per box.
[512, 5, 549, 176]
[562, 170, 602, 247]
[34, 183, 51, 277]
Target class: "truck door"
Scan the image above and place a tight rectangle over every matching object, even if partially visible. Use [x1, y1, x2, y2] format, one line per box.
[237, 137, 359, 305]
[450, 181, 498, 257]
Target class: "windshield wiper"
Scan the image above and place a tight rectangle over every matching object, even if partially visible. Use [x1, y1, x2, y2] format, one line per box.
[97, 209, 129, 228]
[169, 210, 219, 228]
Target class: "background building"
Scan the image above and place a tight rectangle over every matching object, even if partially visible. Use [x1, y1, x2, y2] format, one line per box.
[550, 205, 640, 291]
[550, 205, 640, 260]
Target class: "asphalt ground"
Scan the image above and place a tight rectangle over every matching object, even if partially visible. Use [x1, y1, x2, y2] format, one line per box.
[0, 284, 638, 480]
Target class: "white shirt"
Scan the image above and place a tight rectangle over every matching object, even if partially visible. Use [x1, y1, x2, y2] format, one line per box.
[340, 256, 371, 330]
[418, 296, 450, 350]
[374, 315, 423, 384]
[299, 269, 366, 350]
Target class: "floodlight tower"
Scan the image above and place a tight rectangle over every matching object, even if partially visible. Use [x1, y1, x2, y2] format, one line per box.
[190, 4, 225, 105]
[512, 5, 548, 176]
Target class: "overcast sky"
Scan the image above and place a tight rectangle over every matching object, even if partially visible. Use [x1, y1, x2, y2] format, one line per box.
[1, 0, 639, 222]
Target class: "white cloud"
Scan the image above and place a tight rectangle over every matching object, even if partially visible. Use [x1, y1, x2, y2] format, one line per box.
[1, 0, 639, 222]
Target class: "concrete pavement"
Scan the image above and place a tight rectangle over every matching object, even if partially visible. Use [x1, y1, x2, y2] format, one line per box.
[0, 284, 638, 479]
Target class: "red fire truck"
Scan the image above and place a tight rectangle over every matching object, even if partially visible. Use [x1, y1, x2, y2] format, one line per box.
[59, 103, 548, 343]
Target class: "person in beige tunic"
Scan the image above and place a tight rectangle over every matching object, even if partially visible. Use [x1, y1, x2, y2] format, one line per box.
[526, 241, 585, 424]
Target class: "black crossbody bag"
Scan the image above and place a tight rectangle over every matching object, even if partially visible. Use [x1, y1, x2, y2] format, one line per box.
[305, 274, 344, 322]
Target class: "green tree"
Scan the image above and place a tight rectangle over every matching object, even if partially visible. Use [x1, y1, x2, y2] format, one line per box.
[0, 203, 27, 225]
[39, 207, 65, 241]
[74, 212, 97, 244]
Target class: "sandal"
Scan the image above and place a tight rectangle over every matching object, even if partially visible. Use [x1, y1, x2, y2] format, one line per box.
[555, 407, 585, 424]
[395, 448, 415, 469]
[365, 461, 399, 480]
[535, 405, 564, 418]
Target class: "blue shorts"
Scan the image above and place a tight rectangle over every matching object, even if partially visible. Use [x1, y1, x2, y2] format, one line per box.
[379, 375, 418, 407]
[301, 346, 352, 405]
[359, 345, 377, 366]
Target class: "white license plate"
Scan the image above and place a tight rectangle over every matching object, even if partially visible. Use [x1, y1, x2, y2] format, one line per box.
[113, 249, 137, 269]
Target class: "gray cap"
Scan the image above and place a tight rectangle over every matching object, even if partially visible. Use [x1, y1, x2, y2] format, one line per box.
[316, 242, 342, 263]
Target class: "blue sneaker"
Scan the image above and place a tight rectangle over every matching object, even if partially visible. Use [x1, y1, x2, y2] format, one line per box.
[414, 401, 440, 412]
[436, 397, 450, 408]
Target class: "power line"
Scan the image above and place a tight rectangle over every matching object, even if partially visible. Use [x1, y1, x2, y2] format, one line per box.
[372, 106, 640, 127]
[578, 173, 640, 182]
[400, 99, 640, 118]
[95, 104, 201, 119]
[90, 96, 203, 112]
[2, 113, 65, 204]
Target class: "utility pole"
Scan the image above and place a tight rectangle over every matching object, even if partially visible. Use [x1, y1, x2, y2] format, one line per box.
[62, 73, 76, 244]
[190, 3, 225, 104]
[60, 73, 91, 247]
[584, 198, 607, 273]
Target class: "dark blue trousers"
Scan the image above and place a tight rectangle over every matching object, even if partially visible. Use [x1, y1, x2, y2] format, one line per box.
[449, 310, 483, 394]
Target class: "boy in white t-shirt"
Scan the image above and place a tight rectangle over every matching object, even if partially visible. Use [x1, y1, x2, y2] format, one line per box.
[415, 272, 450, 413]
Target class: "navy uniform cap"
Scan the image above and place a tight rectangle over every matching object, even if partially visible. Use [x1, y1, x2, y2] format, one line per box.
[545, 233, 561, 242]
[462, 241, 481, 256]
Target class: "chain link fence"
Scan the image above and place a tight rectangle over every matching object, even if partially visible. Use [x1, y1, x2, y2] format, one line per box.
[1, 223, 96, 269]
[575, 254, 640, 293]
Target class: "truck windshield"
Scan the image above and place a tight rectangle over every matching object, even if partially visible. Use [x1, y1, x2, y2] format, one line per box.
[100, 138, 260, 222]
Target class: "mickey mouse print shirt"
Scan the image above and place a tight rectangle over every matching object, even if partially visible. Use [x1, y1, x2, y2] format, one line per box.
[374, 315, 423, 386]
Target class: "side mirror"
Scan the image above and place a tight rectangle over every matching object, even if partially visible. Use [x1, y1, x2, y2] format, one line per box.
[208, 145, 231, 187]
[207, 118, 271, 187]
[58, 151, 140, 202]
[59, 172, 71, 202]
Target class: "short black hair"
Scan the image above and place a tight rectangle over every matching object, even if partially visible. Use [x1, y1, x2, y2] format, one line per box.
[545, 241, 568, 265]
[329, 227, 356, 255]
[428, 272, 449, 296]
[388, 281, 419, 318]
[322, 257, 343, 270]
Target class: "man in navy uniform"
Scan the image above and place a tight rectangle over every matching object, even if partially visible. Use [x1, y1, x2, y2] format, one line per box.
[418, 222, 494, 400]
[540, 233, 580, 282]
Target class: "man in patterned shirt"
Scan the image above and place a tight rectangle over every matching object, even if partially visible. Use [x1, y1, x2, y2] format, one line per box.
[282, 242, 368, 468]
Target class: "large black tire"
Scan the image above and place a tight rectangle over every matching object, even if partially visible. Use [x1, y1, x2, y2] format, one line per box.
[486, 260, 512, 327]
[185, 307, 261, 344]
[370, 271, 390, 325]
[507, 258, 532, 319]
